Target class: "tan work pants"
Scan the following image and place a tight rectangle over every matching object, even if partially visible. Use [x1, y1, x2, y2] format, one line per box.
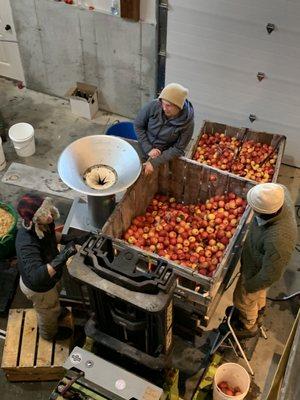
[20, 277, 61, 340]
[233, 277, 267, 330]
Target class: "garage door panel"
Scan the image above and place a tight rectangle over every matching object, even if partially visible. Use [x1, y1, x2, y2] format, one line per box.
[166, 2, 300, 166]
[167, 55, 300, 106]
[167, 27, 300, 73]
[167, 40, 300, 88]
[170, 0, 286, 25]
[167, 78, 300, 131]
[168, 19, 300, 61]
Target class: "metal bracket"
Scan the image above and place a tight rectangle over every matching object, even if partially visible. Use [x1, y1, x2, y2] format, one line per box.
[257, 72, 265, 82]
[266, 23, 275, 34]
[159, 1, 168, 9]
[249, 114, 256, 123]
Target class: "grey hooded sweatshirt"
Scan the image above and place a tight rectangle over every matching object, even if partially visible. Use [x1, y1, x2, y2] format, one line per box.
[134, 99, 194, 167]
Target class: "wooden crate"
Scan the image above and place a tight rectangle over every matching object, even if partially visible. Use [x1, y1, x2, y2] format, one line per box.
[102, 158, 254, 319]
[186, 120, 286, 183]
[1, 308, 73, 382]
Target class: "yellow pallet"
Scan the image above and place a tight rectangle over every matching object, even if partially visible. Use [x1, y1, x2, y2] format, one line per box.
[1, 308, 73, 382]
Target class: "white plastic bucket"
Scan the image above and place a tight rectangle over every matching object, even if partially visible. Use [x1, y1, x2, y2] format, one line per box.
[0, 136, 6, 171]
[8, 122, 35, 157]
[213, 363, 250, 400]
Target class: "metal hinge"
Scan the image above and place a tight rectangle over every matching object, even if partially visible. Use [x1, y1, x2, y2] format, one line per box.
[159, 1, 168, 10]
[158, 50, 167, 57]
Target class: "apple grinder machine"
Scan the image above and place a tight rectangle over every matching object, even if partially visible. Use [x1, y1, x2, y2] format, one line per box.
[58, 135, 176, 370]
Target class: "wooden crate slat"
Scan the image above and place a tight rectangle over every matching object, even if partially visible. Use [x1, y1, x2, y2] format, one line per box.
[120, 190, 137, 236]
[36, 336, 53, 367]
[183, 162, 202, 204]
[189, 120, 206, 158]
[53, 341, 70, 367]
[205, 121, 226, 135]
[134, 170, 158, 216]
[4, 366, 64, 382]
[168, 159, 186, 201]
[158, 162, 171, 195]
[19, 309, 37, 367]
[53, 311, 73, 367]
[1, 309, 24, 368]
[111, 207, 123, 238]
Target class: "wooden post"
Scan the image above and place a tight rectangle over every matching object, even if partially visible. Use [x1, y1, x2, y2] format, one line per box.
[120, 0, 140, 22]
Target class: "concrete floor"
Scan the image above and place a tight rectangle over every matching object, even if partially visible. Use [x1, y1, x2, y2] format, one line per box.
[0, 77, 299, 399]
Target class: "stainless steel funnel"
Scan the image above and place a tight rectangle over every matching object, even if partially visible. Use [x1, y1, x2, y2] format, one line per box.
[58, 135, 141, 228]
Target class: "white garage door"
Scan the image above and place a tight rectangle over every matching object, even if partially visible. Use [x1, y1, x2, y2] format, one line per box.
[165, 0, 300, 167]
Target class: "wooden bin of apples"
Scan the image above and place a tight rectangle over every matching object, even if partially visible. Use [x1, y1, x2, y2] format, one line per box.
[102, 158, 254, 313]
[187, 120, 286, 184]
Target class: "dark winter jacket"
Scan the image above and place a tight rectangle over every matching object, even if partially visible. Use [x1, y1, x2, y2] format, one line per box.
[134, 99, 194, 167]
[15, 223, 62, 292]
[241, 186, 297, 293]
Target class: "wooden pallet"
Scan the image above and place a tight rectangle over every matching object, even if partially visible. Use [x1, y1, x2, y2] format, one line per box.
[1, 308, 73, 382]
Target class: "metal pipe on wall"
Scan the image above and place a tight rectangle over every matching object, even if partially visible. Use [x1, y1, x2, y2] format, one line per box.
[156, 0, 168, 95]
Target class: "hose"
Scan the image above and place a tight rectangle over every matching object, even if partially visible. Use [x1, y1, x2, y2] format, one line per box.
[267, 291, 300, 301]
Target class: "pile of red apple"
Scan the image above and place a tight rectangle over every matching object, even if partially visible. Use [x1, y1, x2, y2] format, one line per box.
[193, 132, 277, 182]
[218, 381, 242, 397]
[122, 193, 246, 277]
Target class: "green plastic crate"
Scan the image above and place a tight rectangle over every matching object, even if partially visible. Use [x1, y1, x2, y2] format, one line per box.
[0, 201, 18, 260]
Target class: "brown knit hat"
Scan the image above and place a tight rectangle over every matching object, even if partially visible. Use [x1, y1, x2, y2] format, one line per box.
[159, 83, 189, 109]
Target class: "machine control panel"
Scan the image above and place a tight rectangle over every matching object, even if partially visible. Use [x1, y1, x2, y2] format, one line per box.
[51, 347, 164, 400]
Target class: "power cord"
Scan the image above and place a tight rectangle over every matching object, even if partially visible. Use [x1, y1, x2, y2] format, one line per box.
[295, 204, 300, 220]
[267, 291, 300, 301]
[224, 271, 241, 291]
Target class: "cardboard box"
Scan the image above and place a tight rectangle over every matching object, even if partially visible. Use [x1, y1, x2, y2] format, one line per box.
[66, 82, 99, 119]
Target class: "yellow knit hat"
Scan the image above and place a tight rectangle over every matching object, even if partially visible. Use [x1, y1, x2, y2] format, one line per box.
[159, 83, 189, 109]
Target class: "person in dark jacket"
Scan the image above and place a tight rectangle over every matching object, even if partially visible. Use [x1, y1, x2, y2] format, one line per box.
[15, 194, 87, 341]
[233, 183, 297, 338]
[134, 83, 194, 175]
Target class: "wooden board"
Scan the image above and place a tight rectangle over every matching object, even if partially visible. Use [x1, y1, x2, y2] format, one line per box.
[1, 308, 74, 382]
[120, 0, 140, 22]
[19, 309, 37, 367]
[36, 336, 53, 367]
[1, 309, 23, 368]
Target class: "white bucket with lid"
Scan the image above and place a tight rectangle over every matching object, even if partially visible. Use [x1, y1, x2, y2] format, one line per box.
[0, 136, 6, 171]
[8, 123, 35, 157]
[213, 363, 250, 400]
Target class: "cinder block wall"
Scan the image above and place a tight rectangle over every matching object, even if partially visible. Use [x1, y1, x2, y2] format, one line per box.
[10, 0, 156, 118]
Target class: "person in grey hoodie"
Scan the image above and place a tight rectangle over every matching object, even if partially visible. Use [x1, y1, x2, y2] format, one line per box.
[134, 83, 194, 175]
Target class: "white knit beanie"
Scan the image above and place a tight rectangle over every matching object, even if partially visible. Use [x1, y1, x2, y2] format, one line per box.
[247, 183, 285, 214]
[159, 83, 189, 109]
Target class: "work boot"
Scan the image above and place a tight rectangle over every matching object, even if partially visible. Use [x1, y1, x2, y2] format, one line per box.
[232, 319, 259, 339]
[58, 307, 71, 321]
[257, 307, 266, 327]
[54, 326, 73, 341]
[225, 306, 240, 323]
